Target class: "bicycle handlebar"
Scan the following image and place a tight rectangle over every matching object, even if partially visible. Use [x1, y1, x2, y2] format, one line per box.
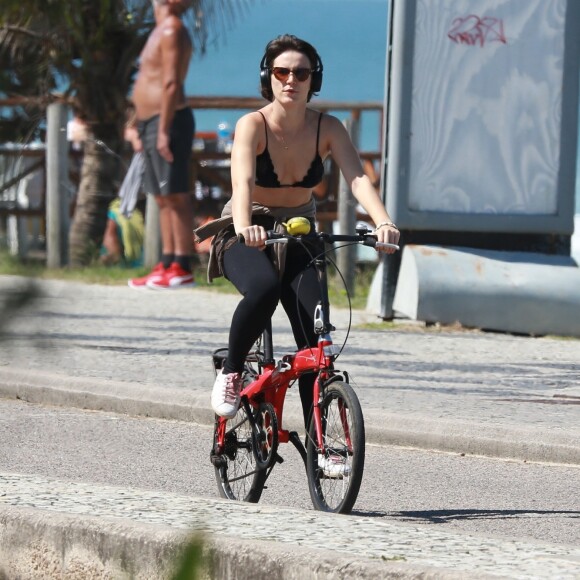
[238, 228, 400, 251]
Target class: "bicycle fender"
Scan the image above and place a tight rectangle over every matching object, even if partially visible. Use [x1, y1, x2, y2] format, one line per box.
[321, 371, 349, 386]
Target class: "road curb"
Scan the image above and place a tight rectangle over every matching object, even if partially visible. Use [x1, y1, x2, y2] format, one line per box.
[363, 409, 580, 465]
[1, 367, 579, 465]
[0, 505, 477, 580]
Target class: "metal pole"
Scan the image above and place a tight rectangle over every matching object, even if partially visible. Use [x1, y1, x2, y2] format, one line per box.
[337, 115, 360, 296]
[46, 103, 69, 268]
[143, 195, 161, 268]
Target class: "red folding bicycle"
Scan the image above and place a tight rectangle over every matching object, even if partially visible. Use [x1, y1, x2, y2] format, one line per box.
[210, 223, 399, 514]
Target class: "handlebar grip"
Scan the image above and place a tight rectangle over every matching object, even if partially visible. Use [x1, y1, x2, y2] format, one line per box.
[237, 230, 286, 245]
[376, 242, 400, 251]
[265, 231, 288, 245]
[362, 236, 399, 251]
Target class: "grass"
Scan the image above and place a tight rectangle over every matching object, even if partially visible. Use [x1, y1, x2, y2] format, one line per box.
[0, 250, 377, 310]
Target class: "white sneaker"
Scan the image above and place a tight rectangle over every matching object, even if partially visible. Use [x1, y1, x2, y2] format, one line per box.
[211, 370, 242, 418]
[318, 453, 351, 479]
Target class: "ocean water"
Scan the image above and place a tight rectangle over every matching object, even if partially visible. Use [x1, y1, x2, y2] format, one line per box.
[185, 0, 389, 152]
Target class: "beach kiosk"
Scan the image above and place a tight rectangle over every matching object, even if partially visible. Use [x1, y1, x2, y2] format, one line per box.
[372, 0, 580, 336]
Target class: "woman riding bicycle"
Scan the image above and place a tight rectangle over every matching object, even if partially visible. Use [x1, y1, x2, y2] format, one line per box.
[196, 34, 400, 424]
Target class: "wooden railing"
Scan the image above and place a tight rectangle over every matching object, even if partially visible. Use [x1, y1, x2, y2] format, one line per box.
[0, 96, 384, 249]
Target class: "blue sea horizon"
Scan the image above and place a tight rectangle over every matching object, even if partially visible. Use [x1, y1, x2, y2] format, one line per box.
[185, 0, 389, 152]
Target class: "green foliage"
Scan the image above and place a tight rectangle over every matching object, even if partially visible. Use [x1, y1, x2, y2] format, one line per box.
[327, 262, 376, 310]
[171, 534, 205, 580]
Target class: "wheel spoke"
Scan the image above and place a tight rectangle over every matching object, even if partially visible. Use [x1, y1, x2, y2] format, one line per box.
[213, 404, 267, 502]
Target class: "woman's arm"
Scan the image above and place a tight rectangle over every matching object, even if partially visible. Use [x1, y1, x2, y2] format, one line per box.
[325, 115, 400, 251]
[230, 113, 267, 247]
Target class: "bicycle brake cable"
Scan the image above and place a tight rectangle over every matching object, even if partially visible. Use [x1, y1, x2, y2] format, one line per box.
[300, 240, 357, 361]
[321, 243, 355, 358]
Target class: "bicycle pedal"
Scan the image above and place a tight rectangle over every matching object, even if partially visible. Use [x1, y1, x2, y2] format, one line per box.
[275, 453, 284, 464]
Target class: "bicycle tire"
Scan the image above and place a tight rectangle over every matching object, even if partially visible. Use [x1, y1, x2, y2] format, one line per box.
[213, 405, 267, 503]
[306, 380, 365, 514]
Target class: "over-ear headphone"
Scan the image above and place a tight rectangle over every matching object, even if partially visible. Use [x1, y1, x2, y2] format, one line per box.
[259, 54, 271, 93]
[259, 52, 323, 94]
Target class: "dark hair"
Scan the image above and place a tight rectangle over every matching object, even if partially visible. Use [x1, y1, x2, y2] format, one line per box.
[259, 34, 323, 102]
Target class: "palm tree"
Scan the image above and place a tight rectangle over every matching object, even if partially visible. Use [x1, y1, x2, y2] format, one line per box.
[0, 0, 250, 266]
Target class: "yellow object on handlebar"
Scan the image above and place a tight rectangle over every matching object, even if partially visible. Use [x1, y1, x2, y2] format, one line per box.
[283, 217, 311, 236]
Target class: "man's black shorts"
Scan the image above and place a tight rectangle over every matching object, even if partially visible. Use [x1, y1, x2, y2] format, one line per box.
[138, 107, 194, 195]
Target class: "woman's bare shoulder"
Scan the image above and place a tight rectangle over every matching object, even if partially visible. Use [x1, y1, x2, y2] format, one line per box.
[234, 111, 268, 151]
[320, 112, 343, 130]
[235, 111, 266, 132]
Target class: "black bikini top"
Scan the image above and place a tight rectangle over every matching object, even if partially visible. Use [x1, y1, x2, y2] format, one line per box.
[255, 111, 325, 188]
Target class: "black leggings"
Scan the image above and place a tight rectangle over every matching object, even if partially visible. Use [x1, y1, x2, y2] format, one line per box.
[222, 239, 324, 425]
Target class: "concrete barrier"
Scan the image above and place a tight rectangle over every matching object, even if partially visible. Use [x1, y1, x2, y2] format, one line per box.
[0, 505, 449, 580]
[392, 245, 580, 337]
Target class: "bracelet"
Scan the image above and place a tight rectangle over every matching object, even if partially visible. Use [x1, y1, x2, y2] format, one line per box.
[374, 221, 399, 231]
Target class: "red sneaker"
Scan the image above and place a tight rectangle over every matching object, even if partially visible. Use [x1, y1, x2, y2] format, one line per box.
[147, 262, 195, 289]
[128, 262, 166, 289]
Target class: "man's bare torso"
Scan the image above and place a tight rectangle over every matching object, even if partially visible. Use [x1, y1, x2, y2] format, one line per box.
[132, 15, 192, 120]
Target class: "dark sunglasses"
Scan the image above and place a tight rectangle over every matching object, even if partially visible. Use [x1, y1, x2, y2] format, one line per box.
[271, 67, 312, 83]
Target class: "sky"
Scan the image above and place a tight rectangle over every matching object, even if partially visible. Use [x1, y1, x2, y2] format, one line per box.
[186, 0, 389, 102]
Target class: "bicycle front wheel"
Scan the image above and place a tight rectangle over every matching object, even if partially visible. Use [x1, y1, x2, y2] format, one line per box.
[213, 405, 267, 503]
[306, 381, 365, 514]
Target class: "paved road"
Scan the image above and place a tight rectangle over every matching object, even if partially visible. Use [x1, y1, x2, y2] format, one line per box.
[1, 399, 578, 547]
[1, 275, 579, 463]
[1, 275, 580, 578]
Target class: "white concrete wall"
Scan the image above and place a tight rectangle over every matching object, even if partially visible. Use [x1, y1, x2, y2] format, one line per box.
[393, 244, 580, 337]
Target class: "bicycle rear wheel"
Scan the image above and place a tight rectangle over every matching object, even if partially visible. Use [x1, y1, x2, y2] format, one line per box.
[306, 380, 365, 514]
[213, 405, 267, 503]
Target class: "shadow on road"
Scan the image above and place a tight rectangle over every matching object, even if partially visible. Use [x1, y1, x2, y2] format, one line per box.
[353, 508, 580, 523]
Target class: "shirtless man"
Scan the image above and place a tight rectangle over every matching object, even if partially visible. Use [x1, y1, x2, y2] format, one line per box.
[128, 0, 196, 289]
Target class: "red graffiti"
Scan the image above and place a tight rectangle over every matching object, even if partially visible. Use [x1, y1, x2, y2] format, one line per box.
[448, 15, 507, 47]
